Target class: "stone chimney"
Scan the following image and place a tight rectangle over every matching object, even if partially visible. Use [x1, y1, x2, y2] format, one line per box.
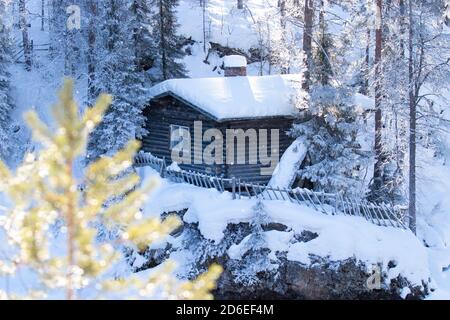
[223, 55, 247, 77]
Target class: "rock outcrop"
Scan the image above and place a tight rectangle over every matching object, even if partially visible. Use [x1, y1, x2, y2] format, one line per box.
[137, 209, 429, 300]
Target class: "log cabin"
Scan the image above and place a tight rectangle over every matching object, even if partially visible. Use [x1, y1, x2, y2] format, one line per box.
[140, 55, 374, 186]
[141, 56, 302, 185]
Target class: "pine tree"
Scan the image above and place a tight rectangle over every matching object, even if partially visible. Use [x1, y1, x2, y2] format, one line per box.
[86, 0, 99, 101]
[405, 0, 450, 231]
[333, 0, 374, 92]
[232, 200, 276, 286]
[272, 30, 305, 74]
[247, 200, 271, 249]
[149, 0, 187, 81]
[87, 0, 149, 162]
[131, 0, 154, 71]
[0, 2, 14, 162]
[372, 0, 384, 198]
[446, 0, 450, 26]
[289, 1, 369, 196]
[18, 0, 32, 71]
[291, 85, 369, 196]
[48, 0, 85, 76]
[374, 1, 409, 204]
[302, 0, 315, 90]
[313, 0, 333, 85]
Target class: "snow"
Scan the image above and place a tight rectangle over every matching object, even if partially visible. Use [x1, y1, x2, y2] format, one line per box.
[177, 0, 281, 52]
[354, 93, 375, 111]
[415, 142, 450, 298]
[268, 137, 307, 188]
[141, 170, 430, 287]
[228, 230, 294, 261]
[148, 74, 375, 121]
[148, 74, 302, 120]
[223, 55, 247, 68]
[400, 287, 411, 299]
[184, 196, 251, 243]
[167, 161, 182, 172]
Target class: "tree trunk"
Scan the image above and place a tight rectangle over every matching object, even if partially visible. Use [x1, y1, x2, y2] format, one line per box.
[202, 0, 207, 53]
[318, 0, 327, 85]
[159, 0, 168, 80]
[399, 0, 406, 57]
[408, 0, 416, 233]
[280, 0, 288, 74]
[279, 0, 287, 29]
[373, 0, 383, 195]
[364, 28, 370, 95]
[19, 0, 32, 71]
[87, 0, 97, 101]
[41, 0, 45, 31]
[237, 0, 244, 9]
[302, 0, 314, 91]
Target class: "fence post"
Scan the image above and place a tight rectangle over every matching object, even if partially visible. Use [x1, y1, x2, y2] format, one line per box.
[231, 176, 236, 200]
[238, 178, 241, 199]
[160, 157, 166, 178]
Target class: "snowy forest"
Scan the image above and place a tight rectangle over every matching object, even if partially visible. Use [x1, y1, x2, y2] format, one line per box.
[0, 0, 450, 300]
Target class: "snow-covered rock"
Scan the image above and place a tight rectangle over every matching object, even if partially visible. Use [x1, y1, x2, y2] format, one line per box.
[223, 55, 247, 68]
[268, 137, 307, 188]
[139, 169, 431, 299]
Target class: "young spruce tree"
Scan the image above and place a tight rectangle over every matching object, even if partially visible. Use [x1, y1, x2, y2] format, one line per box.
[231, 200, 276, 286]
[150, 0, 187, 81]
[87, 0, 149, 162]
[0, 79, 221, 299]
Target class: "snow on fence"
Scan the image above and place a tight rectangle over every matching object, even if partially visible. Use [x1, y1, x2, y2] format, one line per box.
[134, 152, 408, 230]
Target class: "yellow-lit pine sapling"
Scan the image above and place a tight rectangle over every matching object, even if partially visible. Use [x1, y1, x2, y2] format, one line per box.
[0, 79, 222, 300]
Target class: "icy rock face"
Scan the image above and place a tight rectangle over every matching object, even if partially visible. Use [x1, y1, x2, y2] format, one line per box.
[217, 257, 427, 300]
[140, 210, 428, 300]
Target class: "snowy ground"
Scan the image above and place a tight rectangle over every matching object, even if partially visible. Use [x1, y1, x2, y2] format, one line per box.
[139, 166, 430, 291]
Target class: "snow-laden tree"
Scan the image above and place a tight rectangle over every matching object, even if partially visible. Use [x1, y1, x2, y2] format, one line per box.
[335, 0, 373, 94]
[149, 0, 187, 81]
[131, 0, 154, 71]
[446, 0, 450, 25]
[231, 200, 278, 286]
[371, 0, 408, 203]
[0, 2, 14, 162]
[313, 0, 333, 85]
[291, 85, 369, 196]
[284, 1, 369, 196]
[405, 0, 450, 231]
[246, 201, 271, 251]
[87, 0, 149, 162]
[48, 0, 85, 76]
[271, 31, 305, 74]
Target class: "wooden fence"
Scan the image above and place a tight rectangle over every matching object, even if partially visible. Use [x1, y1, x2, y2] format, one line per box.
[134, 152, 408, 229]
[12, 39, 50, 64]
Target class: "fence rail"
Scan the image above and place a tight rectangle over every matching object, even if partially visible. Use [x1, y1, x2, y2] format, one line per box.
[12, 38, 50, 64]
[134, 152, 408, 230]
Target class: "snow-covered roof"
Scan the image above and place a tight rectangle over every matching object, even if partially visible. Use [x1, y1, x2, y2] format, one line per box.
[223, 55, 247, 68]
[148, 74, 303, 121]
[148, 74, 375, 121]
